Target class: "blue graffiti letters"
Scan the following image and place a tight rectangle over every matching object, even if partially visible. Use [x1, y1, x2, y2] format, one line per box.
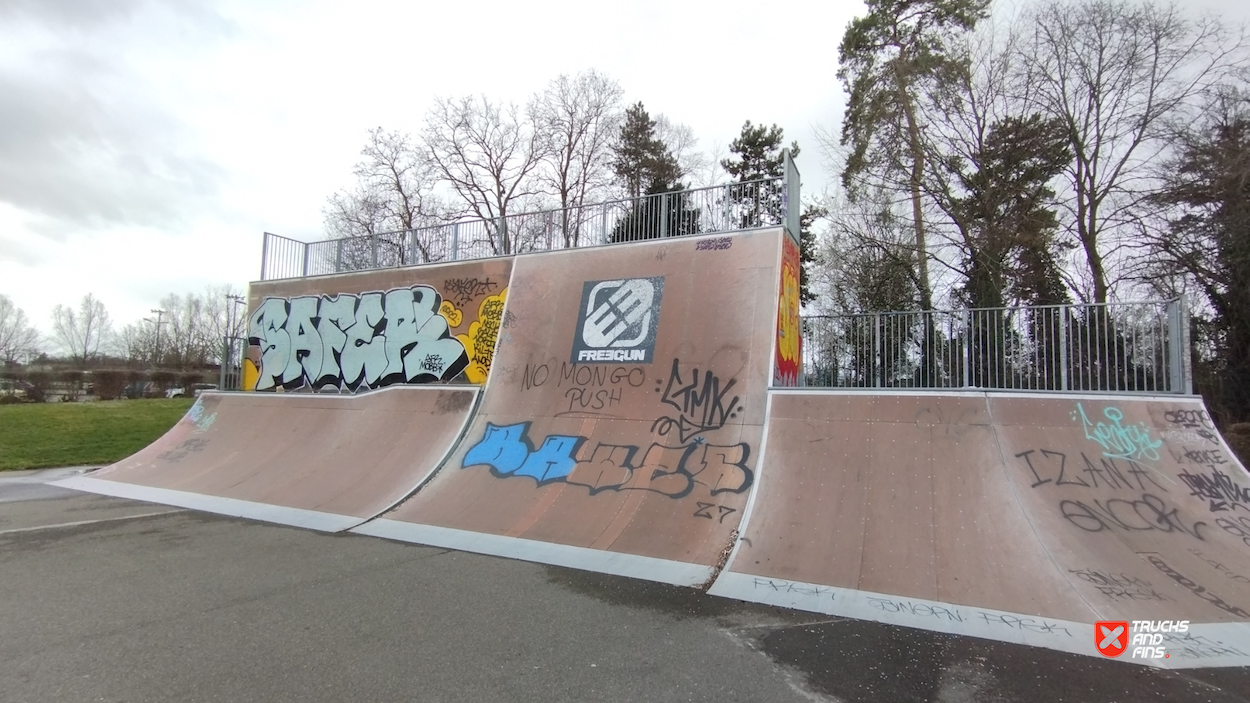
[462, 422, 753, 499]
[1074, 403, 1163, 462]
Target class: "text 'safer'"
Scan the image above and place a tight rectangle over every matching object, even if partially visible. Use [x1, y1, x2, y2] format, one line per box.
[249, 286, 469, 391]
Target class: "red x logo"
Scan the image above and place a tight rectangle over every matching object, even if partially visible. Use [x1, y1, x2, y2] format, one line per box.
[1096, 621, 1129, 657]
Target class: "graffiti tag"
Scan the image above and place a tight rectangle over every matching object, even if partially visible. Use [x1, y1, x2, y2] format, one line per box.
[1074, 403, 1163, 462]
[462, 421, 752, 500]
[651, 358, 741, 443]
[248, 286, 468, 391]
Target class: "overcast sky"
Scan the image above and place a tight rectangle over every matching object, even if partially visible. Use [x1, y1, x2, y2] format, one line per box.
[2, 0, 1247, 342]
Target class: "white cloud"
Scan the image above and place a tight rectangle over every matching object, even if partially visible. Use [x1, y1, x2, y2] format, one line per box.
[1, 0, 861, 339]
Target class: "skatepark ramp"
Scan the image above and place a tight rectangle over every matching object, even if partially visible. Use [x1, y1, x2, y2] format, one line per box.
[709, 389, 1250, 668]
[51, 217, 1250, 667]
[355, 229, 793, 585]
[53, 256, 514, 530]
[55, 388, 477, 531]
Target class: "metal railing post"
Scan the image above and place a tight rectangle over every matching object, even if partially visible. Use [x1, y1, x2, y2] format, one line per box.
[723, 184, 732, 229]
[220, 336, 229, 389]
[783, 149, 800, 243]
[873, 313, 882, 388]
[370, 234, 378, 267]
[660, 194, 669, 238]
[1167, 296, 1187, 394]
[410, 229, 419, 265]
[451, 224, 460, 261]
[1059, 305, 1069, 391]
[301, 242, 310, 277]
[963, 308, 972, 388]
[335, 239, 343, 272]
[260, 232, 271, 280]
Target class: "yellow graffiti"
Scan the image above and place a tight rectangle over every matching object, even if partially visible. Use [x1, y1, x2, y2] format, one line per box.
[455, 287, 508, 384]
[242, 358, 259, 391]
[778, 261, 800, 365]
[439, 300, 463, 328]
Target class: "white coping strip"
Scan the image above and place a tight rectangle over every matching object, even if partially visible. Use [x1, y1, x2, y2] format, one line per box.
[200, 383, 479, 403]
[765, 388, 1200, 403]
[353, 519, 714, 587]
[347, 386, 482, 527]
[0, 510, 183, 536]
[708, 572, 1250, 670]
[51, 476, 360, 533]
[716, 392, 773, 576]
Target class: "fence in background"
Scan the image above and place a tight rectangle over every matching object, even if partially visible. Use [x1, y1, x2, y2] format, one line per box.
[800, 299, 1191, 394]
[219, 336, 246, 391]
[260, 151, 799, 280]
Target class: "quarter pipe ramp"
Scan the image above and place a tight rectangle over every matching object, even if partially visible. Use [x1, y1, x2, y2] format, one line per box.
[55, 387, 477, 531]
[709, 390, 1250, 668]
[355, 230, 787, 585]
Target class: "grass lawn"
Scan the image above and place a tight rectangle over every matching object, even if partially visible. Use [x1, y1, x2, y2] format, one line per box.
[0, 398, 196, 471]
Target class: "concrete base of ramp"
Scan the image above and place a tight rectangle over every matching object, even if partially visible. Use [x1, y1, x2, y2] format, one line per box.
[710, 390, 1250, 669]
[54, 387, 478, 531]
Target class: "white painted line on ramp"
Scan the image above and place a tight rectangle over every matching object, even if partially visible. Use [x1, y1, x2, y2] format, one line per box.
[51, 476, 361, 532]
[708, 571, 1250, 670]
[0, 510, 183, 536]
[354, 519, 715, 587]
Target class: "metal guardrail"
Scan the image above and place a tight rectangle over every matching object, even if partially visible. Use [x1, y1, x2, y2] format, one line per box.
[260, 164, 799, 280]
[801, 299, 1191, 394]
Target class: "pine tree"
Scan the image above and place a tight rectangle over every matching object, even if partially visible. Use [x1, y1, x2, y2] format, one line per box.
[723, 121, 817, 303]
[721, 121, 798, 183]
[609, 102, 693, 242]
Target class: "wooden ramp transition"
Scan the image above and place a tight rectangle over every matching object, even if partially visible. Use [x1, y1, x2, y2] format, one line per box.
[355, 229, 788, 586]
[708, 390, 1250, 668]
[54, 387, 478, 532]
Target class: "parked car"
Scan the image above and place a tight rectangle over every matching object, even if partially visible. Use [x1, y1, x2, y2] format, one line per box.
[168, 383, 218, 399]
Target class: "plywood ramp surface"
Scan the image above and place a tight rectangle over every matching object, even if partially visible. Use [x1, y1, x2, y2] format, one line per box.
[358, 230, 786, 586]
[711, 390, 1250, 668]
[55, 387, 478, 532]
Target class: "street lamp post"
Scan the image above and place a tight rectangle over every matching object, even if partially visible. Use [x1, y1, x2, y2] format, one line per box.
[223, 294, 246, 390]
[144, 309, 166, 368]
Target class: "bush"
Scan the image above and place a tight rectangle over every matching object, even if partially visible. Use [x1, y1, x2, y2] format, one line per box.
[0, 394, 25, 405]
[60, 370, 84, 401]
[93, 370, 128, 401]
[179, 371, 204, 389]
[150, 370, 178, 394]
[23, 371, 50, 403]
[1225, 423, 1250, 468]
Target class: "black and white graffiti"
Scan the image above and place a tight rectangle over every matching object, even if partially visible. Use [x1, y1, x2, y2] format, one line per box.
[248, 286, 469, 391]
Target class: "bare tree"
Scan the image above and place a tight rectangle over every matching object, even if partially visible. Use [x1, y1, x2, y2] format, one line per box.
[1015, 0, 1248, 303]
[423, 95, 550, 254]
[0, 294, 40, 365]
[324, 128, 448, 267]
[533, 70, 623, 246]
[816, 188, 923, 314]
[51, 294, 112, 365]
[199, 285, 246, 349]
[115, 321, 158, 366]
[654, 115, 708, 186]
[159, 293, 209, 368]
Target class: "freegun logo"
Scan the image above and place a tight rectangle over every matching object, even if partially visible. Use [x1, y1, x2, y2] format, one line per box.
[1096, 620, 1190, 659]
[571, 277, 664, 364]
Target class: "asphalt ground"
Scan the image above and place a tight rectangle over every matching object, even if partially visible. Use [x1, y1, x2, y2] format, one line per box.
[3, 470, 1250, 703]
